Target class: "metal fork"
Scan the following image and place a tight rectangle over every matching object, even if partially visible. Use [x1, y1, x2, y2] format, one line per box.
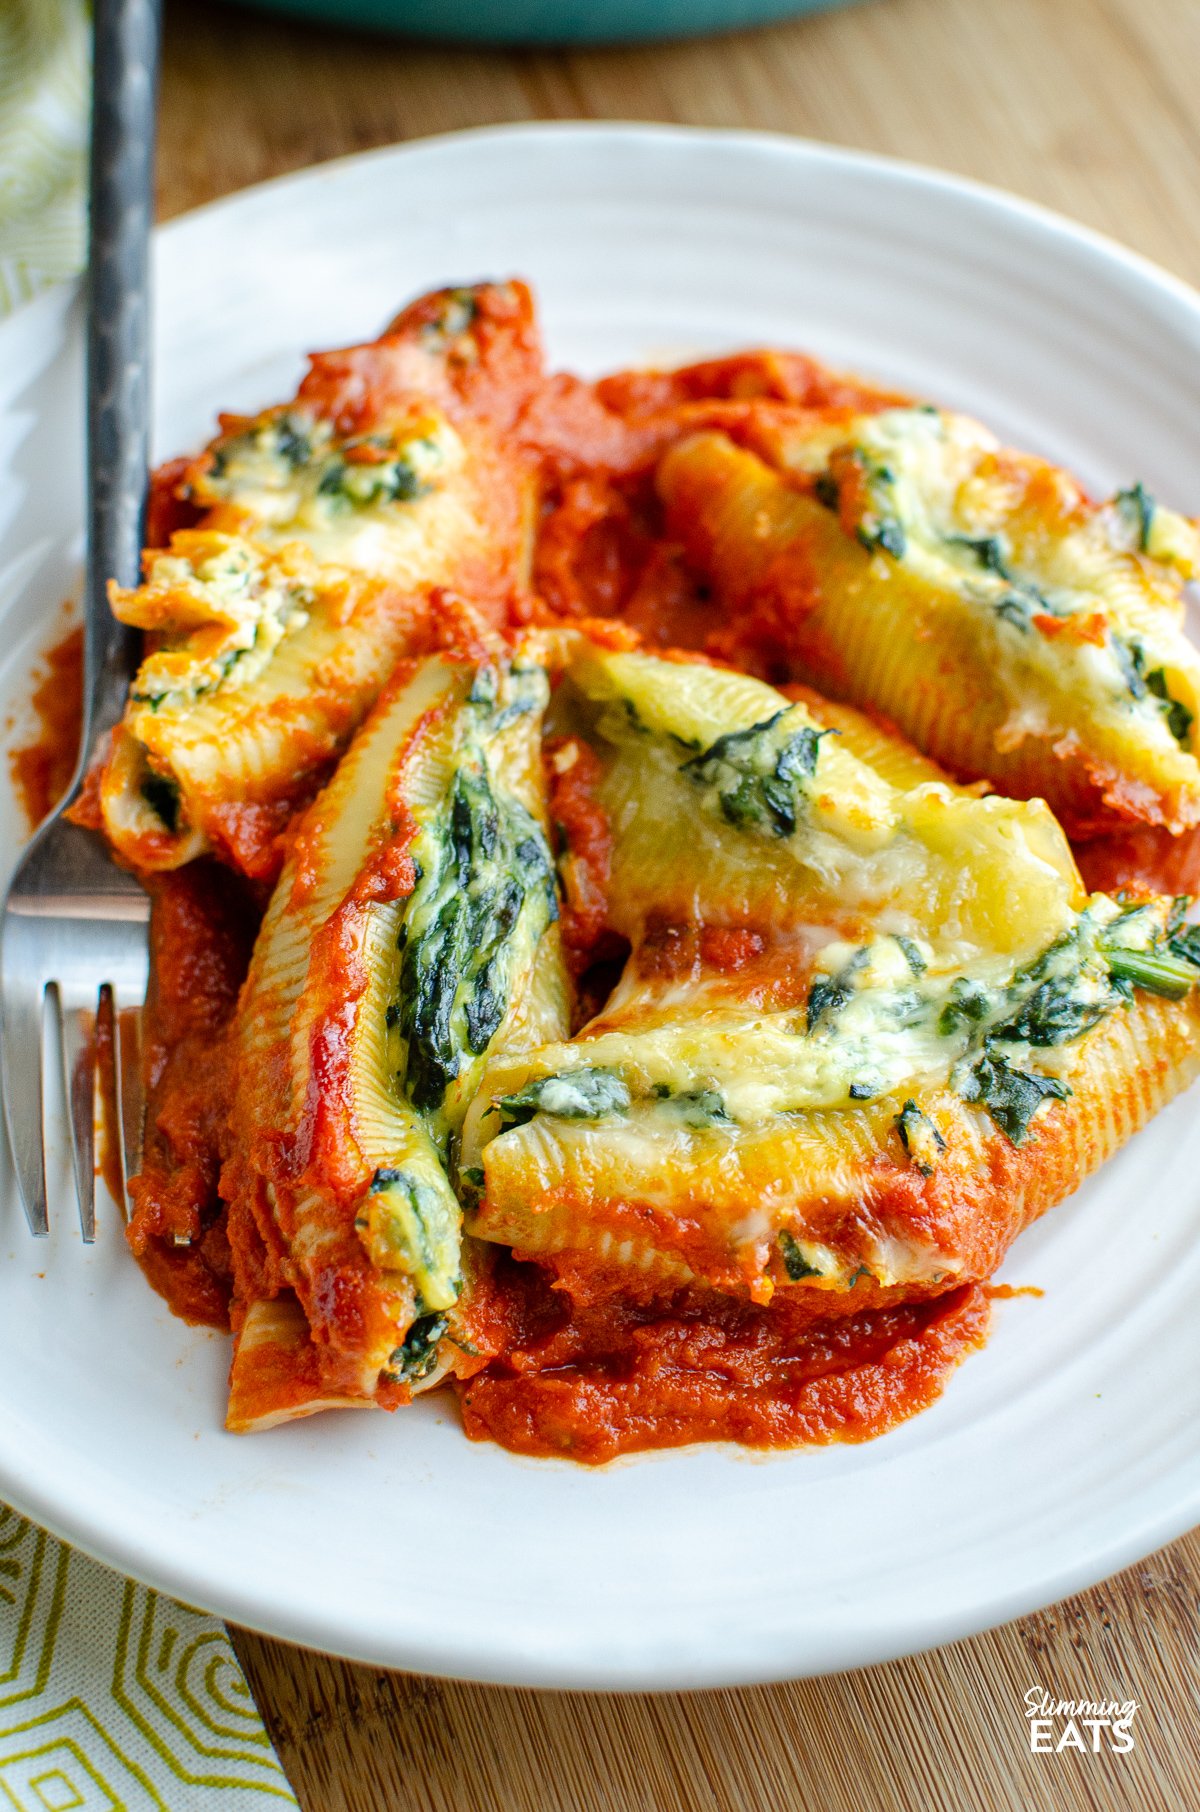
[0, 0, 161, 1239]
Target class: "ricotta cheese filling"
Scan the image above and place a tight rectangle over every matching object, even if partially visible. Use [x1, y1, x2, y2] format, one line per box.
[124, 537, 314, 717]
[485, 896, 1200, 1159]
[198, 406, 467, 570]
[799, 406, 1200, 760]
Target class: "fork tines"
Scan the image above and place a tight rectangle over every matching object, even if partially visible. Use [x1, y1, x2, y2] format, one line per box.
[1, 819, 149, 1240]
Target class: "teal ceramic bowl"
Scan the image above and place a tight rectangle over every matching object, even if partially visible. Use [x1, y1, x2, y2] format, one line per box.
[233, 0, 859, 46]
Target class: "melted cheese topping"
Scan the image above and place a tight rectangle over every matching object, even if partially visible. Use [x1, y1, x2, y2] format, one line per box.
[564, 645, 1082, 960]
[798, 406, 1200, 763]
[114, 531, 315, 718]
[193, 406, 477, 577]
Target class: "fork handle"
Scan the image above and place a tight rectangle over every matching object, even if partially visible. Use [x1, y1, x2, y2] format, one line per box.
[83, 0, 162, 762]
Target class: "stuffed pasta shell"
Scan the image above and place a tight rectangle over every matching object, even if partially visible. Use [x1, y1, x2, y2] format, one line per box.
[93, 282, 542, 877]
[223, 636, 568, 1430]
[462, 643, 1200, 1309]
[658, 408, 1200, 839]
[98, 532, 434, 877]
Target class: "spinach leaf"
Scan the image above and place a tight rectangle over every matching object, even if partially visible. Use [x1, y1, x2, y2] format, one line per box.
[1112, 637, 1192, 746]
[141, 771, 181, 834]
[858, 517, 907, 559]
[1144, 666, 1193, 746]
[994, 971, 1111, 1046]
[959, 1052, 1070, 1144]
[1113, 635, 1150, 701]
[778, 1230, 824, 1281]
[948, 904, 1198, 1142]
[317, 451, 427, 508]
[807, 947, 869, 1033]
[1101, 942, 1197, 999]
[681, 708, 828, 838]
[425, 288, 479, 342]
[670, 1088, 731, 1127]
[894, 1100, 947, 1176]
[813, 448, 905, 558]
[387, 1310, 449, 1385]
[994, 592, 1036, 633]
[359, 1166, 460, 1296]
[498, 1067, 631, 1130]
[468, 660, 545, 728]
[937, 976, 992, 1036]
[1098, 905, 1200, 997]
[1113, 482, 1155, 551]
[271, 413, 314, 469]
[398, 766, 556, 1114]
[941, 534, 1056, 635]
[894, 936, 928, 976]
[990, 574, 1061, 635]
[946, 533, 1010, 575]
[1168, 923, 1200, 970]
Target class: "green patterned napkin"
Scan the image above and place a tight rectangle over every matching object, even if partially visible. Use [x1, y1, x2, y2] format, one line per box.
[0, 9, 300, 1804]
[0, 0, 89, 311]
[0, 1507, 298, 1808]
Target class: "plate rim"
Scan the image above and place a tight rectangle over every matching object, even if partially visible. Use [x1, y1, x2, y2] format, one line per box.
[146, 117, 1200, 332]
[1, 119, 1199, 1689]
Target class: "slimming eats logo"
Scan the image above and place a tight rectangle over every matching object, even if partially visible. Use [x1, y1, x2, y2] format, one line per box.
[1025, 1688, 1138, 1754]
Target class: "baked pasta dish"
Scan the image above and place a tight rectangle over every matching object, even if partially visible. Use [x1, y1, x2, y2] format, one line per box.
[62, 280, 1200, 1461]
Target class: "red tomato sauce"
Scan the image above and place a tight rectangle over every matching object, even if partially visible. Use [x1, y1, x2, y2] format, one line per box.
[8, 622, 83, 831]
[458, 1258, 989, 1465]
[1074, 822, 1200, 899]
[544, 734, 615, 976]
[126, 862, 259, 1327]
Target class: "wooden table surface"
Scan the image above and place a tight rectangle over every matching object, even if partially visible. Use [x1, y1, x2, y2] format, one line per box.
[157, 0, 1200, 1805]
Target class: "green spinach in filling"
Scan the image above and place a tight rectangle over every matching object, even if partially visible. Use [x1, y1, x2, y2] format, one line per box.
[388, 663, 558, 1142]
[680, 708, 830, 838]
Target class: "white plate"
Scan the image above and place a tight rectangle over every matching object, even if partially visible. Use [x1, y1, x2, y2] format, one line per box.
[2, 124, 1199, 1690]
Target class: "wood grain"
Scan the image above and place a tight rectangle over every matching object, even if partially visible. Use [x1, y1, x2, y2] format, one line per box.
[158, 0, 1200, 1803]
[233, 1530, 1200, 1811]
[160, 0, 1200, 289]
